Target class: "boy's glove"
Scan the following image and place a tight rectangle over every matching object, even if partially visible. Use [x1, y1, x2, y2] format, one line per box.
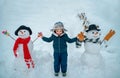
[77, 32, 84, 41]
[38, 32, 43, 38]
[104, 29, 115, 41]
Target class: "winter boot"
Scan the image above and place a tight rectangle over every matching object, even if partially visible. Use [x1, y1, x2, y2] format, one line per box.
[62, 73, 67, 77]
[54, 73, 59, 76]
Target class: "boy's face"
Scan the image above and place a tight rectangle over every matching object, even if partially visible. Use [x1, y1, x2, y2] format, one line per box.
[55, 29, 63, 36]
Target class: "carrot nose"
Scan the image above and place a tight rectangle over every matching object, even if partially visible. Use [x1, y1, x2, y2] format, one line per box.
[20, 31, 23, 34]
[95, 32, 98, 35]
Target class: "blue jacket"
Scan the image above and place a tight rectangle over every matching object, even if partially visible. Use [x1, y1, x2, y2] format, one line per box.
[42, 33, 77, 53]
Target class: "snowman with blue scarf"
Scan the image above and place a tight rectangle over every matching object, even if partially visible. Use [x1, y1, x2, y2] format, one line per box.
[77, 23, 115, 78]
[77, 24, 105, 69]
[76, 24, 107, 78]
[77, 13, 115, 78]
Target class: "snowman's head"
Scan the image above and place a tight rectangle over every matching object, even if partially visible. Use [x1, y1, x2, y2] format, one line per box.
[86, 30, 101, 40]
[86, 24, 101, 40]
[15, 25, 32, 39]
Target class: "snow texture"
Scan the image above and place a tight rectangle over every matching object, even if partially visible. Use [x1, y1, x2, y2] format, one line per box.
[0, 0, 120, 78]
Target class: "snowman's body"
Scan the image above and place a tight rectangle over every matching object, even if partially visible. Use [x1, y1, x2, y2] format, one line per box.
[81, 41, 104, 69]
[13, 26, 35, 69]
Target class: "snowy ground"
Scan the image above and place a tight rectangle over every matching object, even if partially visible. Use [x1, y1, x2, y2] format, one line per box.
[0, 0, 120, 78]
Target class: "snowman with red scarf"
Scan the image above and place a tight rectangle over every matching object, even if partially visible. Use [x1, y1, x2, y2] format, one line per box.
[13, 25, 35, 69]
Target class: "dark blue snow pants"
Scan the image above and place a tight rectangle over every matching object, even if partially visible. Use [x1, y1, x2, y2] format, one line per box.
[54, 52, 68, 73]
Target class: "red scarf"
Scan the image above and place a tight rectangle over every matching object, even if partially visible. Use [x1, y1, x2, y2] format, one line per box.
[13, 36, 32, 59]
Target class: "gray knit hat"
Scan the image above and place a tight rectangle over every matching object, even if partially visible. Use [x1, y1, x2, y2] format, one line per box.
[51, 22, 67, 31]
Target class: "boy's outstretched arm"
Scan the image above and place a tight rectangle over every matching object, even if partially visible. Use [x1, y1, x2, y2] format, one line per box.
[42, 36, 53, 42]
[65, 34, 77, 43]
[38, 32, 53, 42]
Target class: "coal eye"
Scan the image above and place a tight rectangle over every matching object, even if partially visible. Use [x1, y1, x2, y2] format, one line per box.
[92, 32, 94, 34]
[24, 31, 26, 32]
